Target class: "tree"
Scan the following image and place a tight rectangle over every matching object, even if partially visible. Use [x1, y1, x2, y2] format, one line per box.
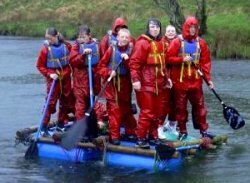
[195, 0, 207, 35]
[153, 0, 207, 36]
[153, 0, 185, 34]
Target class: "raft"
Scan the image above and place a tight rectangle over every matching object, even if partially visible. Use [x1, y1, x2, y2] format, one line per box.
[15, 122, 227, 171]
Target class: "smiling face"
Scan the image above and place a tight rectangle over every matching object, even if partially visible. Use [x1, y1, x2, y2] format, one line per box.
[165, 25, 177, 40]
[117, 28, 130, 47]
[77, 32, 91, 44]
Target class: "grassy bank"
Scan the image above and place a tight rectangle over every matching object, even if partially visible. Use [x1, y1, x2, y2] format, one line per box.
[0, 0, 249, 59]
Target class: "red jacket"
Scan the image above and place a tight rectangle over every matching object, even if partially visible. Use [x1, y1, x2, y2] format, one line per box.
[97, 44, 132, 100]
[166, 17, 211, 87]
[69, 39, 100, 95]
[129, 35, 169, 94]
[36, 41, 72, 79]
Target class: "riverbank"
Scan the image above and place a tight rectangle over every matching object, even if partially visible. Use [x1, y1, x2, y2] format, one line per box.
[0, 0, 249, 59]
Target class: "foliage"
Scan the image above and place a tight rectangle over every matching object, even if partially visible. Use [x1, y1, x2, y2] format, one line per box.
[0, 0, 249, 58]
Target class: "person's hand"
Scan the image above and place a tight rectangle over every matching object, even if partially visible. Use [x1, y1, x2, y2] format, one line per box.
[110, 70, 116, 78]
[183, 55, 193, 62]
[208, 80, 214, 89]
[83, 48, 92, 54]
[165, 78, 173, 89]
[49, 73, 58, 80]
[121, 53, 129, 60]
[132, 81, 141, 90]
[97, 121, 105, 129]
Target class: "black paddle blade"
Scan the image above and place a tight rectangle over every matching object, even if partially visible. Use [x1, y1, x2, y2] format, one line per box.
[223, 105, 245, 130]
[60, 117, 88, 150]
[24, 141, 38, 159]
[85, 111, 98, 139]
[155, 144, 176, 160]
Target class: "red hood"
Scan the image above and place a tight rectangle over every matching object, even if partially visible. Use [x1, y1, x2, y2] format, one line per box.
[182, 16, 199, 41]
[112, 17, 128, 35]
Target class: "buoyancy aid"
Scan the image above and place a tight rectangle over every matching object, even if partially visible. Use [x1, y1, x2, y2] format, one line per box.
[107, 30, 117, 46]
[178, 35, 200, 82]
[108, 44, 132, 96]
[141, 34, 166, 95]
[46, 42, 69, 69]
[108, 45, 131, 76]
[79, 41, 100, 66]
[141, 34, 165, 76]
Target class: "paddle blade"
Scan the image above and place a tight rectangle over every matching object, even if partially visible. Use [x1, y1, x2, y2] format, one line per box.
[24, 141, 38, 159]
[155, 144, 176, 160]
[60, 117, 88, 150]
[223, 106, 245, 130]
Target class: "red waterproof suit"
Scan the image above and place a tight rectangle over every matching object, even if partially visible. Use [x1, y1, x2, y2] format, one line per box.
[36, 42, 74, 126]
[130, 34, 170, 140]
[166, 17, 212, 134]
[99, 17, 134, 58]
[161, 35, 177, 122]
[69, 39, 103, 121]
[97, 45, 137, 140]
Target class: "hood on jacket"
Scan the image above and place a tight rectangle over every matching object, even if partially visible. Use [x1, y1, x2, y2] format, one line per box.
[112, 17, 128, 35]
[182, 16, 199, 41]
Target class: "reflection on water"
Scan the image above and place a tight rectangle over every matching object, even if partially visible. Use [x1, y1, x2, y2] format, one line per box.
[0, 37, 249, 183]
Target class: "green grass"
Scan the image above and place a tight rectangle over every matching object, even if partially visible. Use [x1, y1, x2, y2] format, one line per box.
[0, 0, 249, 59]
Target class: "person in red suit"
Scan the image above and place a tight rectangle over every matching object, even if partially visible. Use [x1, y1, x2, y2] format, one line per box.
[69, 25, 108, 138]
[129, 18, 172, 149]
[97, 28, 137, 145]
[161, 25, 178, 135]
[166, 16, 215, 140]
[99, 17, 134, 58]
[36, 27, 74, 131]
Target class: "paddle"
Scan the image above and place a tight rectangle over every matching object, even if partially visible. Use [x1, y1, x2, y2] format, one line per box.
[61, 59, 124, 150]
[85, 54, 98, 139]
[88, 54, 94, 107]
[25, 79, 56, 159]
[191, 62, 245, 130]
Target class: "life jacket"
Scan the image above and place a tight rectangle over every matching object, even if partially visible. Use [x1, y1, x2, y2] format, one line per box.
[46, 42, 69, 69]
[79, 40, 100, 66]
[108, 44, 132, 95]
[107, 30, 117, 46]
[141, 35, 166, 95]
[108, 44, 132, 76]
[178, 35, 200, 82]
[142, 34, 165, 76]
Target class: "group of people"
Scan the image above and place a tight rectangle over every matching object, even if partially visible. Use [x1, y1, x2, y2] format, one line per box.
[36, 16, 215, 149]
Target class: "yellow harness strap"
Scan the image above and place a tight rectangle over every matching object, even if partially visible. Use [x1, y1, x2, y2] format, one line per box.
[142, 35, 165, 95]
[180, 40, 185, 82]
[179, 38, 201, 82]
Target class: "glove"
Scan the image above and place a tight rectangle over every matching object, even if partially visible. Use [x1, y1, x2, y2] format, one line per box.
[49, 73, 58, 80]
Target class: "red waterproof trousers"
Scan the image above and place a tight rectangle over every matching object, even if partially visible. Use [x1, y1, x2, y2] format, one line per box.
[136, 90, 167, 140]
[174, 83, 208, 133]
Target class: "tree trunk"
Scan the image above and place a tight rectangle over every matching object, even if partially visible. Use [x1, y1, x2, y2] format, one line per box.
[154, 0, 208, 36]
[153, 0, 185, 34]
[196, 0, 207, 36]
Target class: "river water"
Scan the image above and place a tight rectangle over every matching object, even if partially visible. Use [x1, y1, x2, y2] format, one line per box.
[0, 36, 249, 183]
